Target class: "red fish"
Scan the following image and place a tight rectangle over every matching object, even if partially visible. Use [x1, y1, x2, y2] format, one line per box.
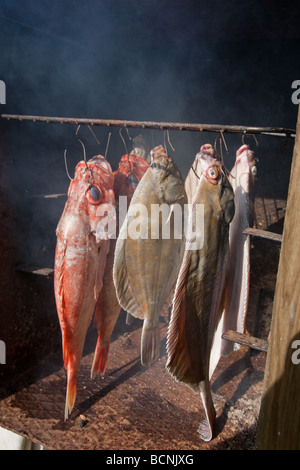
[54, 155, 115, 420]
[113, 154, 150, 202]
[91, 154, 149, 377]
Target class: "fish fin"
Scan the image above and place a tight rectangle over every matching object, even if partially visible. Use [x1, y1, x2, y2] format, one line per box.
[64, 370, 77, 421]
[209, 280, 228, 379]
[209, 314, 224, 380]
[198, 380, 216, 442]
[94, 240, 110, 301]
[166, 250, 191, 381]
[141, 319, 161, 367]
[91, 339, 109, 379]
[113, 237, 143, 319]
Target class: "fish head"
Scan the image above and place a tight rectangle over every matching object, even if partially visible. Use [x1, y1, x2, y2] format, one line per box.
[200, 143, 216, 156]
[232, 144, 258, 192]
[116, 154, 149, 178]
[192, 143, 219, 177]
[150, 145, 181, 181]
[113, 154, 149, 203]
[197, 151, 235, 225]
[150, 145, 186, 204]
[57, 155, 116, 242]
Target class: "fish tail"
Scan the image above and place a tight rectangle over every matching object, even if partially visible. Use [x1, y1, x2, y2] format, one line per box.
[90, 338, 109, 379]
[64, 370, 77, 421]
[141, 320, 160, 367]
[198, 380, 216, 442]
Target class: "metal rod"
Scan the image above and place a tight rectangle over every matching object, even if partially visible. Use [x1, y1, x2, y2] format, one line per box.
[16, 265, 54, 276]
[243, 227, 282, 242]
[1, 114, 296, 138]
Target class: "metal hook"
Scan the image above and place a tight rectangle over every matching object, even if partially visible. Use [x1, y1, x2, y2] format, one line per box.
[242, 133, 258, 147]
[64, 149, 72, 181]
[77, 138, 88, 168]
[87, 125, 101, 146]
[191, 164, 200, 180]
[119, 127, 132, 172]
[214, 131, 228, 157]
[213, 133, 219, 154]
[119, 127, 129, 155]
[219, 137, 224, 163]
[76, 123, 101, 147]
[125, 127, 133, 142]
[220, 131, 228, 152]
[105, 132, 111, 160]
[167, 130, 175, 152]
[77, 138, 93, 182]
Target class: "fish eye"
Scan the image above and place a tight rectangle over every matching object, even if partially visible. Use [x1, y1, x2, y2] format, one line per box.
[86, 185, 102, 204]
[207, 166, 219, 179]
[251, 166, 257, 176]
[127, 173, 139, 188]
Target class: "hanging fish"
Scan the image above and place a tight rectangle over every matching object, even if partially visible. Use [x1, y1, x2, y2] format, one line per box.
[185, 143, 217, 205]
[91, 154, 149, 377]
[130, 134, 151, 163]
[113, 145, 187, 367]
[54, 155, 115, 420]
[113, 154, 150, 203]
[113, 154, 150, 327]
[166, 147, 235, 441]
[212, 144, 258, 361]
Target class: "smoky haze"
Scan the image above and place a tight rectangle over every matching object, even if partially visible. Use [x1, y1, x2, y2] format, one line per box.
[0, 0, 299, 267]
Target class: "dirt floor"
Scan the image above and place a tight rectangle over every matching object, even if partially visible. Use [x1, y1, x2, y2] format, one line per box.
[0, 321, 266, 451]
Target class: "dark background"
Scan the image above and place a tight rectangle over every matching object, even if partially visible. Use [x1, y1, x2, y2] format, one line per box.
[0, 0, 299, 370]
[1, 0, 300, 265]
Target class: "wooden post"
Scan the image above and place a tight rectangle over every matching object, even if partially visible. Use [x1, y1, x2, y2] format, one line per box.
[256, 105, 300, 449]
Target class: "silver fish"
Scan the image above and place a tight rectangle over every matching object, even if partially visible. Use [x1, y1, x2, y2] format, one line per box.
[210, 144, 257, 368]
[167, 149, 235, 441]
[113, 145, 187, 367]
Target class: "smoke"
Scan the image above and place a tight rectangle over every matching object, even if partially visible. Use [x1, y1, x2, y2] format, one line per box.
[0, 0, 299, 267]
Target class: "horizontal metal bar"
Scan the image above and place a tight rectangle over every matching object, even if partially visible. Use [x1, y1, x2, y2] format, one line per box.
[243, 227, 282, 242]
[1, 114, 296, 137]
[222, 329, 268, 352]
